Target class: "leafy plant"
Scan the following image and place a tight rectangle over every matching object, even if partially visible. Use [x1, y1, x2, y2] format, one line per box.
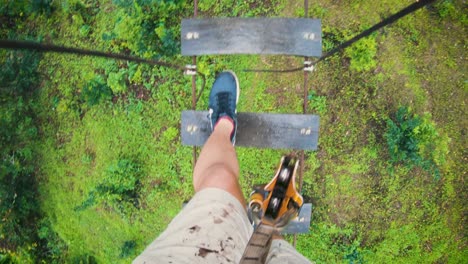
[344, 34, 378, 72]
[0, 50, 41, 251]
[107, 70, 128, 94]
[76, 159, 142, 214]
[345, 246, 364, 264]
[110, 0, 191, 58]
[101, 159, 141, 199]
[384, 107, 447, 179]
[322, 25, 378, 73]
[0, 0, 54, 20]
[80, 76, 112, 107]
[36, 218, 68, 262]
[119, 240, 136, 258]
[308, 90, 327, 115]
[433, 0, 468, 25]
[322, 26, 346, 52]
[434, 0, 456, 19]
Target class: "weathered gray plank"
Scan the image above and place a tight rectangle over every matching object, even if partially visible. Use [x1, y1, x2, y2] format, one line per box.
[281, 203, 312, 234]
[181, 18, 322, 57]
[181, 111, 319, 150]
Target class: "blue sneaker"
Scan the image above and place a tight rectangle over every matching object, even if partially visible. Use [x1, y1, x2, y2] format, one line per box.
[208, 70, 240, 144]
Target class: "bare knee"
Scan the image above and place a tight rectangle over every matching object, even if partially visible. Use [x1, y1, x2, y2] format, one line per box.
[193, 163, 245, 207]
[194, 163, 238, 191]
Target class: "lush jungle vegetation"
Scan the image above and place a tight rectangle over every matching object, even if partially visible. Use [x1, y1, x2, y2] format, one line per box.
[0, 0, 466, 263]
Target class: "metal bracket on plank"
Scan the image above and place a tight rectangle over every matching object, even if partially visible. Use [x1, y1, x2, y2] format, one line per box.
[182, 18, 322, 57]
[303, 61, 314, 72]
[184, 64, 197, 75]
[185, 31, 200, 40]
[181, 111, 320, 150]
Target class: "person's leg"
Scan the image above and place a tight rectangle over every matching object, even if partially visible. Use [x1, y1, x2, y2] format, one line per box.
[133, 71, 252, 264]
[193, 117, 245, 206]
[192, 70, 245, 206]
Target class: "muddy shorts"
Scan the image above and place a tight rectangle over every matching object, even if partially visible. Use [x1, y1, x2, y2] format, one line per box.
[133, 188, 312, 264]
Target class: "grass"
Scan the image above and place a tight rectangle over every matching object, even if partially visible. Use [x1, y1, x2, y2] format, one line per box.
[38, 102, 190, 261]
[1, 0, 466, 263]
[284, 1, 466, 262]
[31, 2, 290, 261]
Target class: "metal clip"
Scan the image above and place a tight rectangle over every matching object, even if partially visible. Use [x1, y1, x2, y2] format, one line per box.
[303, 61, 314, 72]
[184, 65, 197, 75]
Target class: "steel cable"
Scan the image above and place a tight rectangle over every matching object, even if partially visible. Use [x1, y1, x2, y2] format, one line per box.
[244, 0, 436, 73]
[0, 0, 436, 102]
[0, 39, 206, 104]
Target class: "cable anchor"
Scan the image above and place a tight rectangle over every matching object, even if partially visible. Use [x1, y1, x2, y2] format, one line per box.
[303, 61, 314, 72]
[184, 64, 197, 75]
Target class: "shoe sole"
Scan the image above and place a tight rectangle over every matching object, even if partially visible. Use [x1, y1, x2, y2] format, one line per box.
[223, 70, 240, 111]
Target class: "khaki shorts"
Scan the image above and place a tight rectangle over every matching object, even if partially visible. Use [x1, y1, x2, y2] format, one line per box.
[133, 188, 312, 264]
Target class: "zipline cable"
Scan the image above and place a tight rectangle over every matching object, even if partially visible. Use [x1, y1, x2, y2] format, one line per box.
[0, 39, 206, 103]
[244, 0, 436, 73]
[0, 0, 436, 96]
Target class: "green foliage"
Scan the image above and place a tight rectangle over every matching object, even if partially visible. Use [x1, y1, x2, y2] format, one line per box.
[101, 159, 141, 200]
[322, 26, 346, 52]
[384, 107, 447, 179]
[344, 246, 364, 264]
[76, 159, 142, 214]
[70, 254, 97, 264]
[435, 0, 456, 18]
[363, 219, 458, 263]
[433, 0, 467, 24]
[36, 219, 68, 262]
[80, 76, 112, 107]
[344, 34, 378, 72]
[73, 191, 97, 212]
[110, 0, 192, 58]
[323, 25, 378, 72]
[30, 0, 55, 16]
[308, 91, 327, 115]
[295, 223, 363, 263]
[103, 62, 145, 96]
[385, 107, 421, 163]
[309, 3, 328, 18]
[0, 0, 54, 20]
[295, 3, 328, 18]
[2, 0, 464, 263]
[0, 50, 41, 250]
[79, 24, 91, 37]
[107, 70, 128, 94]
[0, 253, 13, 263]
[119, 240, 136, 258]
[199, 0, 283, 17]
[0, 50, 40, 94]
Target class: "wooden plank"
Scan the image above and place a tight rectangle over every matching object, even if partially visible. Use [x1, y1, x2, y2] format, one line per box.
[181, 18, 322, 57]
[181, 111, 319, 150]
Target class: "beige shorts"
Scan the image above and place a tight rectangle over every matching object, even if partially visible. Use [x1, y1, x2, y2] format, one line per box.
[133, 188, 312, 264]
